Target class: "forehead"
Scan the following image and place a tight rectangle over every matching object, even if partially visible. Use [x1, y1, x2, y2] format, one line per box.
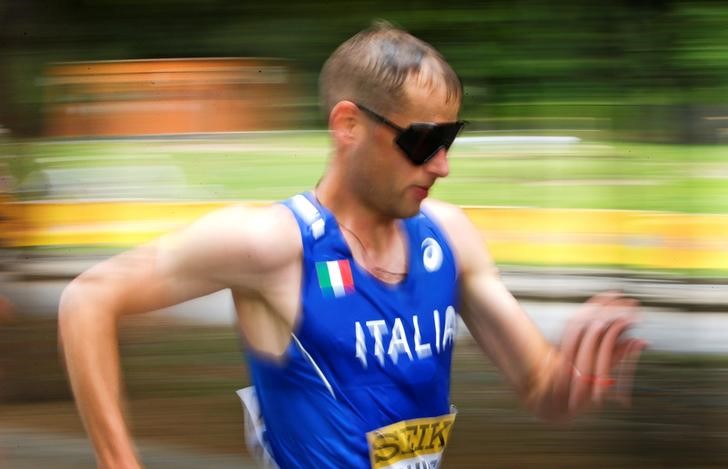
[400, 75, 460, 123]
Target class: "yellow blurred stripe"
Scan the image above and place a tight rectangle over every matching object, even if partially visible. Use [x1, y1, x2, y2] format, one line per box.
[5, 201, 229, 224]
[462, 206, 728, 239]
[3, 201, 246, 247]
[3, 201, 728, 270]
[463, 206, 728, 270]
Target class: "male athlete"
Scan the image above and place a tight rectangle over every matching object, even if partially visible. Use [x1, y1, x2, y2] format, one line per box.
[59, 23, 645, 468]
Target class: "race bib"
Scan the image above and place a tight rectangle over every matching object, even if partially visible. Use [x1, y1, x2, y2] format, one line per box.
[366, 411, 456, 469]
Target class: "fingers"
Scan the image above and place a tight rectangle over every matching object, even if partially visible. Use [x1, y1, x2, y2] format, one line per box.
[555, 308, 591, 409]
[568, 317, 608, 413]
[557, 292, 621, 387]
[560, 292, 642, 415]
[592, 300, 639, 404]
[610, 338, 648, 406]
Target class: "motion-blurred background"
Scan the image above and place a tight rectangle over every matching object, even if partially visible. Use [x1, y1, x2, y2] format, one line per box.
[1, 1, 727, 467]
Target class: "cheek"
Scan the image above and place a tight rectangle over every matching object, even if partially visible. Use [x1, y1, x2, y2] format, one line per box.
[375, 152, 409, 192]
[347, 151, 380, 196]
[355, 131, 413, 196]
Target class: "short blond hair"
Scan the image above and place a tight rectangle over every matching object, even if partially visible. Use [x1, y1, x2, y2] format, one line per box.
[319, 21, 462, 117]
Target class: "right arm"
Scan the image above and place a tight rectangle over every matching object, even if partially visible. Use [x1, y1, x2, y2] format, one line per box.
[58, 203, 300, 468]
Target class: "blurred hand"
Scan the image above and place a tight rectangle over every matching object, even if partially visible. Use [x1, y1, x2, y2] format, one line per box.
[551, 291, 647, 417]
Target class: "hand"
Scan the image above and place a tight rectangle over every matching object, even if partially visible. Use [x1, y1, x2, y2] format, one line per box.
[554, 291, 647, 417]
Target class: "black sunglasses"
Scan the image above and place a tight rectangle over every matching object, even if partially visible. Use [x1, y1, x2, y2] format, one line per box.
[355, 103, 465, 166]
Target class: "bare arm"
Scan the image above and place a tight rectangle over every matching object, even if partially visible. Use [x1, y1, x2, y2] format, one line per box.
[426, 200, 644, 421]
[58, 204, 300, 468]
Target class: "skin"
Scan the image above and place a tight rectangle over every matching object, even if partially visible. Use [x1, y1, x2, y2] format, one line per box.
[59, 74, 644, 468]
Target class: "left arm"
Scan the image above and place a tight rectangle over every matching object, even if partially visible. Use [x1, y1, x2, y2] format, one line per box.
[426, 200, 644, 421]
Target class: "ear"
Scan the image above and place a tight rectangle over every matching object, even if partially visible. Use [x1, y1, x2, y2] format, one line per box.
[329, 101, 362, 148]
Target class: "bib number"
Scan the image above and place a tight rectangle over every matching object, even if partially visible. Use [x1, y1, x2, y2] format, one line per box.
[367, 411, 456, 469]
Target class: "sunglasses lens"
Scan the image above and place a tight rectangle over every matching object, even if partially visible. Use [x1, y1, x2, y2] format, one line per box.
[396, 122, 464, 165]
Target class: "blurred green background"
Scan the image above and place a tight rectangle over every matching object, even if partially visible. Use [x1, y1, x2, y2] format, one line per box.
[2, 0, 728, 142]
[6, 136, 728, 213]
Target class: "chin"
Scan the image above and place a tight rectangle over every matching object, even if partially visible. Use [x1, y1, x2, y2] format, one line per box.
[394, 200, 422, 219]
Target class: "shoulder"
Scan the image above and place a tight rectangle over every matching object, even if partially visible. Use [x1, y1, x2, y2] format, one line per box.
[421, 198, 470, 229]
[161, 202, 302, 275]
[421, 198, 479, 250]
[186, 202, 298, 243]
[421, 198, 495, 277]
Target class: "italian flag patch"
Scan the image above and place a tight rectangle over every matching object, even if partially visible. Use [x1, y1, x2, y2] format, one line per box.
[315, 259, 355, 298]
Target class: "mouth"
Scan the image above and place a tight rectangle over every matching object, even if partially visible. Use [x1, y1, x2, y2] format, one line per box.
[412, 185, 431, 199]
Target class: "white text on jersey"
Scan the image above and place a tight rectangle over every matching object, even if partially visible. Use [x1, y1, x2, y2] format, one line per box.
[354, 306, 457, 368]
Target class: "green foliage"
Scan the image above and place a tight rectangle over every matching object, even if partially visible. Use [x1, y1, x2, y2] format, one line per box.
[3, 1, 728, 141]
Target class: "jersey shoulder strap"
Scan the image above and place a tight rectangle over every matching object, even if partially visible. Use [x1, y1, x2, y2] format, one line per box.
[281, 192, 325, 243]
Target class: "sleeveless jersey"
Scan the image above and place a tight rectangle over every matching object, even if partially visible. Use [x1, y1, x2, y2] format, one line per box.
[244, 192, 460, 468]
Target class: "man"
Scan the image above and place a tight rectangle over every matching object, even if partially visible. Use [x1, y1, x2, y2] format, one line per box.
[59, 23, 645, 468]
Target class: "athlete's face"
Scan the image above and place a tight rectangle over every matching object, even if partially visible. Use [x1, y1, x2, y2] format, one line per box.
[351, 80, 460, 219]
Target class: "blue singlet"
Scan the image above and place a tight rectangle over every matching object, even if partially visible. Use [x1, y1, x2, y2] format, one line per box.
[244, 192, 460, 468]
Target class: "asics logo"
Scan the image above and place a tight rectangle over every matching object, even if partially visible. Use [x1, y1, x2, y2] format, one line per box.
[421, 237, 443, 272]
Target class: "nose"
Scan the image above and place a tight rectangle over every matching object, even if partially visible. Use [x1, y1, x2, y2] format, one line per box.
[424, 147, 449, 178]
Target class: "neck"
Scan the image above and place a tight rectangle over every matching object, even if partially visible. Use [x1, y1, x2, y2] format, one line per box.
[315, 172, 408, 283]
[315, 172, 399, 250]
